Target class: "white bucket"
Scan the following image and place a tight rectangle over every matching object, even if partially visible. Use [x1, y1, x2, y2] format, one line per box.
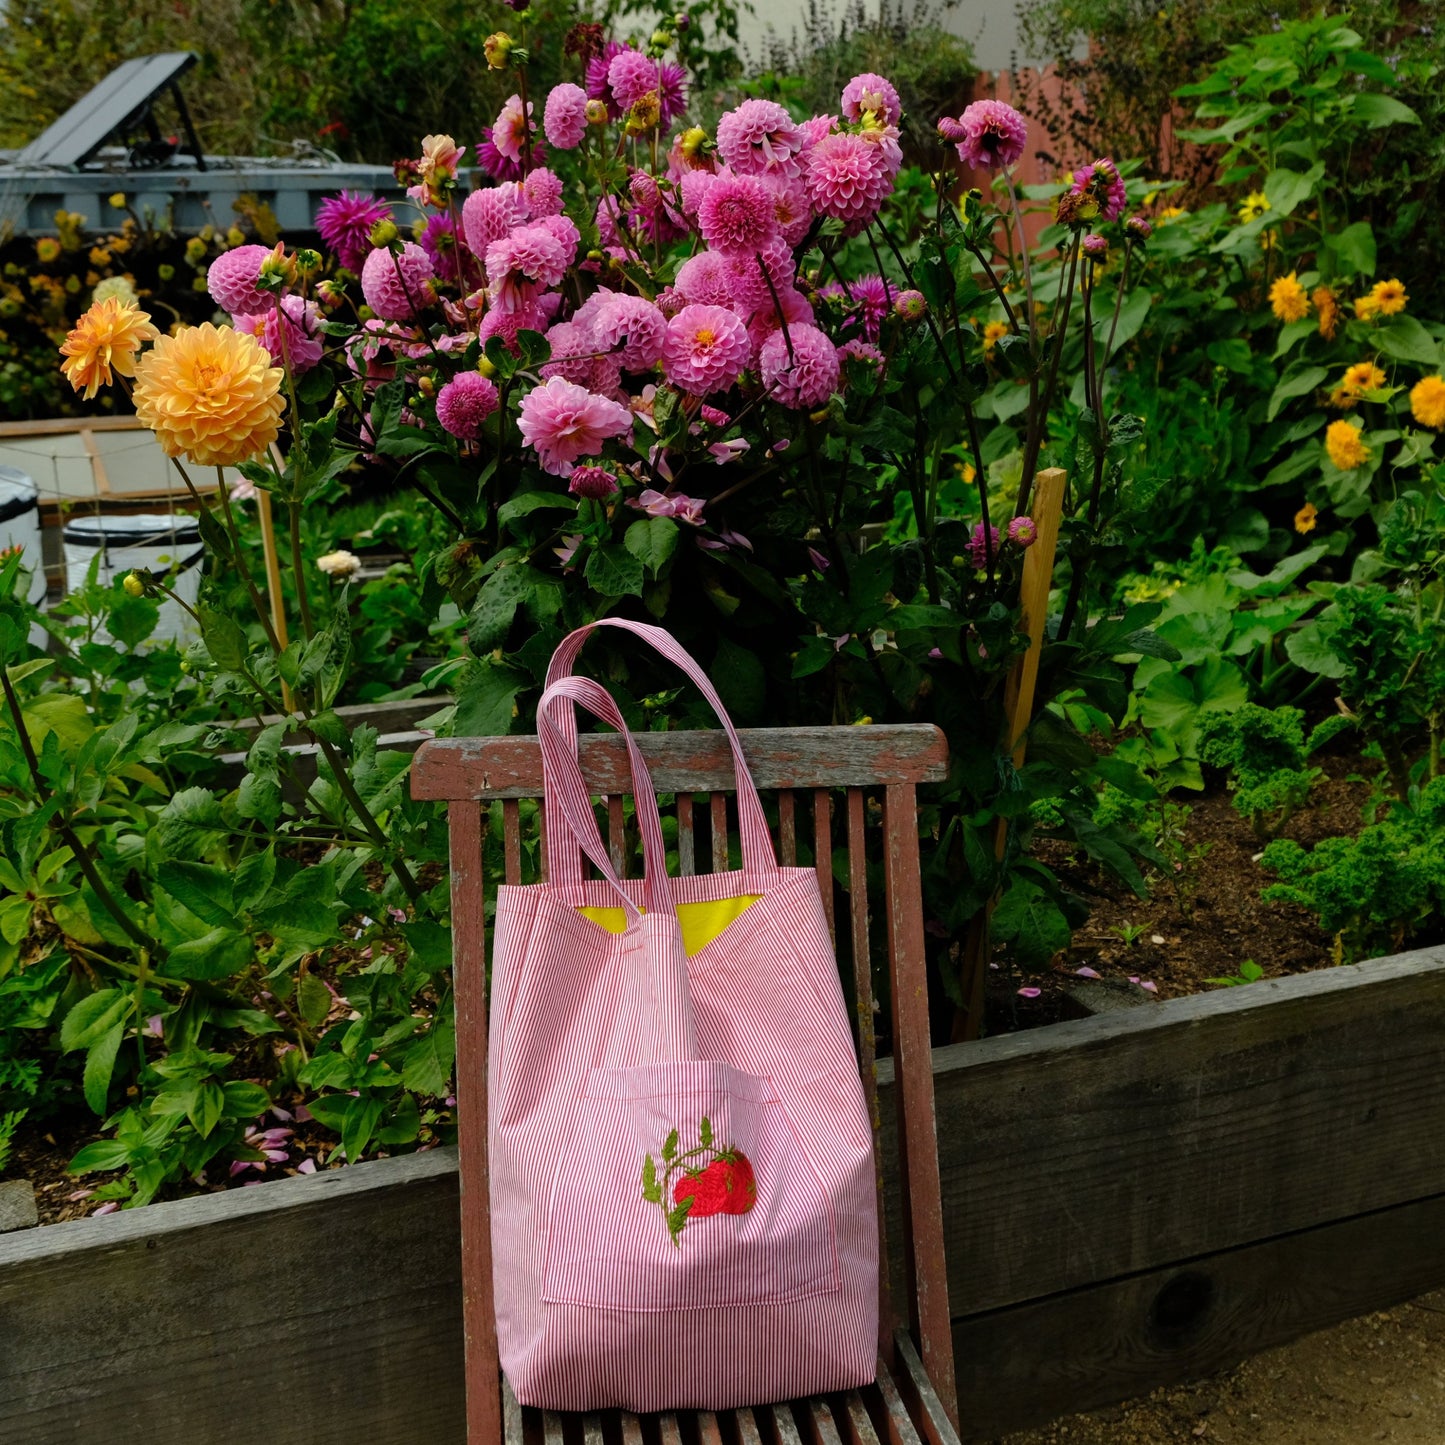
[63, 512, 204, 648]
[0, 464, 47, 606]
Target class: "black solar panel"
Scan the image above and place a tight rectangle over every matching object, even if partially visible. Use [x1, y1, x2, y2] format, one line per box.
[15, 51, 201, 170]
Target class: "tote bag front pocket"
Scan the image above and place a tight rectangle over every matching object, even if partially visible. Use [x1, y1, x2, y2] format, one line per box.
[540, 1060, 841, 1313]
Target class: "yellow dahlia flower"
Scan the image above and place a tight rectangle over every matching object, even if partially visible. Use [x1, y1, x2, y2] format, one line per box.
[1294, 502, 1317, 534]
[59, 294, 159, 400]
[1325, 419, 1371, 471]
[1368, 278, 1407, 316]
[1340, 361, 1387, 400]
[132, 323, 285, 467]
[1269, 272, 1310, 323]
[1410, 375, 1445, 430]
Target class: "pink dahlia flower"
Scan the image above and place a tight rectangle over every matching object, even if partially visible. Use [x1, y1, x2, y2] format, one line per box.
[760, 324, 839, 409]
[361, 242, 435, 321]
[1008, 516, 1038, 548]
[1069, 159, 1127, 223]
[492, 95, 534, 164]
[697, 172, 780, 254]
[967, 522, 1000, 569]
[517, 375, 633, 476]
[841, 72, 902, 127]
[233, 295, 324, 375]
[946, 99, 1028, 171]
[745, 284, 814, 356]
[436, 371, 501, 439]
[315, 191, 391, 272]
[839, 337, 886, 375]
[592, 293, 668, 372]
[544, 83, 589, 150]
[585, 40, 629, 118]
[727, 235, 796, 313]
[207, 244, 275, 316]
[608, 49, 661, 111]
[569, 464, 619, 500]
[716, 99, 803, 176]
[419, 212, 474, 285]
[796, 114, 837, 153]
[675, 250, 736, 309]
[764, 173, 812, 247]
[655, 63, 689, 127]
[461, 184, 528, 255]
[679, 168, 718, 219]
[485, 224, 570, 311]
[804, 131, 892, 235]
[847, 274, 895, 341]
[540, 321, 599, 385]
[522, 167, 565, 218]
[860, 123, 904, 184]
[663, 304, 752, 395]
[478, 304, 549, 356]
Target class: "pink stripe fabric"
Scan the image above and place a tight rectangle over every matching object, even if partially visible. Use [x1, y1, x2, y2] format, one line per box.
[489, 623, 879, 1412]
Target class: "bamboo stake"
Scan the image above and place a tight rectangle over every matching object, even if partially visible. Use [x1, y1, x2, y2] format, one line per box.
[255, 481, 292, 713]
[954, 467, 1069, 1042]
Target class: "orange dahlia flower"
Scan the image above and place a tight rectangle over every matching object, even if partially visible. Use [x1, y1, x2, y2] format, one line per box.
[59, 295, 159, 399]
[132, 323, 286, 467]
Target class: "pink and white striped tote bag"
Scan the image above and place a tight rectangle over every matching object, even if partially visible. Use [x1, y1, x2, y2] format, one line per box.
[488, 619, 878, 1413]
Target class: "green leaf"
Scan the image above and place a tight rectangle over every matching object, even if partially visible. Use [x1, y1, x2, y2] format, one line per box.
[624, 517, 679, 578]
[21, 693, 93, 751]
[61, 988, 131, 1051]
[157, 861, 237, 930]
[1273, 318, 1317, 360]
[155, 787, 229, 860]
[642, 1153, 661, 1203]
[68, 1139, 129, 1173]
[164, 927, 254, 982]
[188, 1079, 226, 1138]
[1284, 622, 1348, 679]
[497, 492, 573, 530]
[585, 543, 645, 598]
[83, 1023, 124, 1116]
[1266, 366, 1328, 422]
[452, 656, 526, 737]
[992, 877, 1071, 968]
[1374, 315, 1440, 368]
[341, 1095, 384, 1162]
[1351, 93, 1419, 128]
[377, 1092, 421, 1146]
[1263, 163, 1324, 218]
[297, 972, 333, 1028]
[662, 1128, 678, 1163]
[106, 593, 159, 649]
[402, 1014, 455, 1095]
[198, 607, 248, 672]
[1326, 221, 1376, 279]
[222, 1081, 271, 1117]
[698, 1116, 712, 1149]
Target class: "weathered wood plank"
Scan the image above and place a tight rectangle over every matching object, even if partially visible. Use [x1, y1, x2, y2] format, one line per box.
[915, 946, 1445, 1317]
[0, 1151, 463, 1445]
[230, 695, 450, 741]
[411, 726, 950, 799]
[953, 1189, 1445, 1440]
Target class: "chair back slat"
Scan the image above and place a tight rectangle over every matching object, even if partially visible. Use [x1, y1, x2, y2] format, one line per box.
[778, 788, 797, 866]
[414, 721, 956, 1434]
[677, 794, 695, 875]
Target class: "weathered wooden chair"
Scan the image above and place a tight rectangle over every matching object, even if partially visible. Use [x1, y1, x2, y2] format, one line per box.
[412, 721, 960, 1445]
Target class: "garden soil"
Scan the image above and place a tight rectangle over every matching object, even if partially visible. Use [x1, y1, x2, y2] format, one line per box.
[993, 1291, 1445, 1444]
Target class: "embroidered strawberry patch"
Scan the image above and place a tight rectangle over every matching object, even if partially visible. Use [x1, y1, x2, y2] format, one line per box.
[641, 1116, 756, 1245]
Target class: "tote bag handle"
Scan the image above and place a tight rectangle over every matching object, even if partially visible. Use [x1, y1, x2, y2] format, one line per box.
[537, 674, 676, 924]
[541, 620, 777, 887]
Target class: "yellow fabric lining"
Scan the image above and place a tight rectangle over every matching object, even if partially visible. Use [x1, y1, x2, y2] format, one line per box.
[576, 895, 763, 956]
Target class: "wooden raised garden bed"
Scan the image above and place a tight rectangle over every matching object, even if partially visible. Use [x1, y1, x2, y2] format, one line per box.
[3, 947, 1443, 1442]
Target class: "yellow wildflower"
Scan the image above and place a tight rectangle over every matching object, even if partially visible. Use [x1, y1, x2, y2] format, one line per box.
[58, 295, 159, 399]
[1340, 361, 1387, 401]
[1237, 191, 1270, 224]
[1325, 419, 1371, 471]
[1313, 286, 1340, 340]
[982, 319, 1009, 355]
[1269, 272, 1310, 323]
[1294, 502, 1318, 534]
[108, 192, 126, 210]
[1410, 375, 1445, 430]
[1353, 294, 1380, 321]
[34, 236, 60, 263]
[1157, 206, 1186, 223]
[1368, 278, 1407, 316]
[132, 323, 286, 466]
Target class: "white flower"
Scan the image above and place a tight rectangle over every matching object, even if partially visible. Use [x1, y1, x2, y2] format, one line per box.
[316, 549, 361, 578]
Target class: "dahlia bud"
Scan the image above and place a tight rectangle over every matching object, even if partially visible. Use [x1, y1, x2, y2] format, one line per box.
[108, 192, 126, 210]
[678, 126, 711, 166]
[484, 31, 513, 68]
[122, 571, 147, 597]
[370, 218, 399, 248]
[1125, 214, 1153, 241]
[417, 375, 436, 398]
[257, 241, 298, 293]
[477, 355, 497, 378]
[1082, 233, 1108, 260]
[569, 465, 619, 500]
[225, 226, 247, 248]
[893, 289, 927, 321]
[673, 10, 691, 29]
[650, 28, 673, 50]
[626, 91, 662, 135]
[315, 279, 345, 308]
[937, 116, 967, 142]
[1007, 516, 1038, 549]
[294, 248, 322, 275]
[585, 99, 609, 126]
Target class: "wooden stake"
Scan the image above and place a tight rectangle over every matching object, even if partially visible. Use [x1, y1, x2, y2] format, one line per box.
[954, 467, 1070, 1042]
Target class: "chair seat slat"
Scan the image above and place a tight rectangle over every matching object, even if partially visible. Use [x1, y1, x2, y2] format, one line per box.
[892, 1331, 962, 1445]
[840, 1391, 883, 1445]
[660, 1413, 685, 1445]
[769, 1402, 805, 1445]
[735, 1405, 765, 1445]
[874, 1360, 928, 1445]
[621, 1413, 646, 1444]
[542, 1409, 566, 1445]
[583, 1414, 606, 1445]
[805, 1398, 846, 1445]
[698, 1409, 725, 1445]
[502, 1375, 525, 1444]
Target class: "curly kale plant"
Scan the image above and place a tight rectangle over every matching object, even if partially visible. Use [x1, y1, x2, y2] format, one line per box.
[1197, 703, 1350, 840]
[1261, 778, 1445, 961]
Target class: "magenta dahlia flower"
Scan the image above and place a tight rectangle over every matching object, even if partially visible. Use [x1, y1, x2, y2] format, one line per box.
[727, 235, 796, 313]
[478, 304, 549, 356]
[517, 375, 633, 476]
[716, 99, 803, 176]
[679, 168, 719, 218]
[663, 304, 752, 395]
[1007, 516, 1038, 548]
[746, 284, 815, 357]
[544, 83, 589, 150]
[586, 40, 630, 117]
[592, 292, 668, 372]
[436, 371, 501, 439]
[419, 212, 474, 285]
[233, 295, 323, 374]
[697, 172, 780, 254]
[361, 242, 435, 321]
[848, 274, 895, 341]
[804, 131, 892, 235]
[485, 223, 571, 311]
[656, 62, 689, 127]
[569, 464, 619, 500]
[946, 99, 1028, 171]
[1068, 158, 1127, 223]
[315, 191, 391, 271]
[967, 522, 1001, 569]
[841, 72, 902, 127]
[207, 244, 275, 315]
[759, 323, 839, 409]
